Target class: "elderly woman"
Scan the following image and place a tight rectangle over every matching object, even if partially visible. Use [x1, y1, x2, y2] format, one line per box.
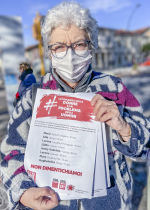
[1, 2, 150, 210]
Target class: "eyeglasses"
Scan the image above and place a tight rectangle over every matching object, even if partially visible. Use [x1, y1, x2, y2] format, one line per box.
[48, 40, 91, 59]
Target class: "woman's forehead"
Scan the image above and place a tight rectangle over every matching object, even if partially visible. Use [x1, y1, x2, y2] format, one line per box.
[49, 24, 88, 44]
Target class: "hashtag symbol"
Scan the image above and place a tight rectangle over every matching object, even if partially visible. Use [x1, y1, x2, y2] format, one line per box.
[44, 95, 57, 114]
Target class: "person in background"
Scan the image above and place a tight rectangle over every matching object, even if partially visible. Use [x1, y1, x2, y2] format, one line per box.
[1, 2, 150, 210]
[13, 62, 36, 106]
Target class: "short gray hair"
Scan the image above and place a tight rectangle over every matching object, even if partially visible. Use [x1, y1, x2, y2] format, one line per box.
[41, 1, 99, 57]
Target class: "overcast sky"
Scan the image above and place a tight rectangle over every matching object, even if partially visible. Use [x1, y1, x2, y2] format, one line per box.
[0, 0, 149, 47]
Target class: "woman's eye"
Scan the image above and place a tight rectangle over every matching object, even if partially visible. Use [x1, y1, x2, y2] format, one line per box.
[54, 46, 66, 52]
[75, 43, 86, 48]
[55, 46, 64, 50]
[77, 43, 84, 46]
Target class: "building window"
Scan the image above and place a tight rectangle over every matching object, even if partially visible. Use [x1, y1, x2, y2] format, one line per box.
[118, 55, 122, 65]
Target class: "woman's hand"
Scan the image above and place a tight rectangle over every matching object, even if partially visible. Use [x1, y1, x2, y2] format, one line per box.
[20, 187, 59, 210]
[91, 94, 131, 142]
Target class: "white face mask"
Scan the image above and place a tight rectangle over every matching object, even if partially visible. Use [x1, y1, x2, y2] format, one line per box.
[51, 49, 92, 83]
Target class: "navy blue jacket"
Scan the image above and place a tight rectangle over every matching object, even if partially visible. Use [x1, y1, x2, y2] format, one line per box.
[18, 69, 36, 98]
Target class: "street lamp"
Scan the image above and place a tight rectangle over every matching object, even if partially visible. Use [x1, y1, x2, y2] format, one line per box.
[126, 4, 141, 30]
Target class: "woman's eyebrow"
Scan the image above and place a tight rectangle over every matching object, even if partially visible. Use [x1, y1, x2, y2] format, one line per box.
[48, 42, 66, 45]
[73, 39, 86, 43]
[48, 39, 86, 46]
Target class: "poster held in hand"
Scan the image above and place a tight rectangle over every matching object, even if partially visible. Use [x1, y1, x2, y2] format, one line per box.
[24, 89, 110, 200]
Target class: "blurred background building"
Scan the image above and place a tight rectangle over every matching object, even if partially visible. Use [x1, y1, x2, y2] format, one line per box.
[93, 27, 150, 70]
[0, 15, 24, 113]
[25, 43, 50, 80]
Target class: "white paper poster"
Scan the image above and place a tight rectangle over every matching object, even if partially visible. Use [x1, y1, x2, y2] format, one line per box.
[24, 89, 110, 200]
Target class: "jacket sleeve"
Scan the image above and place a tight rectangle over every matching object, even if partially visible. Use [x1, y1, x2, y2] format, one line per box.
[23, 74, 36, 88]
[0, 89, 37, 209]
[112, 81, 150, 158]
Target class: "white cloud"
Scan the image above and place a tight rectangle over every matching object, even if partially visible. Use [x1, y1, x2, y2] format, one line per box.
[82, 0, 131, 13]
